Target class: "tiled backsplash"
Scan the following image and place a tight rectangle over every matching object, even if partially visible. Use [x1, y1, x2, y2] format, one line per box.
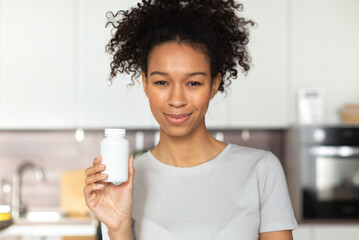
[0, 129, 285, 209]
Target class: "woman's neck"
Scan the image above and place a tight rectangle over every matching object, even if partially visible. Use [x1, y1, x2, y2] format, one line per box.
[151, 121, 227, 167]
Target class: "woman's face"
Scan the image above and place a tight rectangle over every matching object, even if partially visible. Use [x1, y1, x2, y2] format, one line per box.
[142, 42, 220, 138]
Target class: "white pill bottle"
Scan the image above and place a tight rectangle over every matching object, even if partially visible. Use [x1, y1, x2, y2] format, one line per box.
[101, 128, 129, 185]
[101, 128, 129, 240]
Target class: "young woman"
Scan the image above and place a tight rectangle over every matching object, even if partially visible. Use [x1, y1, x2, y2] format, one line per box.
[84, 1, 297, 239]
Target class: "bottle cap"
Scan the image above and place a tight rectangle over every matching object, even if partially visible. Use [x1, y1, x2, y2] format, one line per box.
[105, 128, 126, 137]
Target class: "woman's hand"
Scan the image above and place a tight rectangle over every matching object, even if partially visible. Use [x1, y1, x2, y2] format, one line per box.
[84, 155, 135, 232]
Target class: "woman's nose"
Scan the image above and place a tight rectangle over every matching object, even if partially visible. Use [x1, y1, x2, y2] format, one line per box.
[168, 85, 187, 108]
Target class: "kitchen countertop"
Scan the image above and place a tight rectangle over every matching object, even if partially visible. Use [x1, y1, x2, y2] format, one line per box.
[0, 217, 97, 238]
[14, 216, 95, 225]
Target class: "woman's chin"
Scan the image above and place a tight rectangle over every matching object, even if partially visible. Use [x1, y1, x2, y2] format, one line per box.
[156, 116, 206, 139]
[160, 125, 194, 138]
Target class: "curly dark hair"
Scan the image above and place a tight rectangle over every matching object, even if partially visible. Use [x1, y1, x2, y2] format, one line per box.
[105, 0, 255, 92]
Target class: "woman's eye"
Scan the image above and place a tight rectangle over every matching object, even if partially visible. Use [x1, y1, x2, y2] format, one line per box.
[154, 81, 168, 85]
[188, 81, 201, 86]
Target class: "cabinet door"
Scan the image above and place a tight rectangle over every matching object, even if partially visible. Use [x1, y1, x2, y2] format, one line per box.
[0, 0, 75, 129]
[293, 225, 313, 240]
[291, 0, 359, 124]
[206, 90, 230, 129]
[0, 0, 4, 126]
[77, 0, 157, 129]
[229, 0, 288, 128]
[314, 225, 359, 240]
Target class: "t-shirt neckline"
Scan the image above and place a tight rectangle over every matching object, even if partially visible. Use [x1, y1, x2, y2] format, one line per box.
[146, 143, 232, 173]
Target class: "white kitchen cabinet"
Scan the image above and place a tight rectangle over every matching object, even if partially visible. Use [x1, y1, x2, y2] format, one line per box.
[313, 224, 359, 240]
[293, 225, 313, 240]
[206, 91, 230, 129]
[0, 0, 4, 126]
[0, 0, 76, 129]
[290, 0, 359, 124]
[0, 0, 228, 129]
[228, 0, 289, 128]
[292, 224, 359, 240]
[76, 0, 158, 129]
[6, 0, 355, 129]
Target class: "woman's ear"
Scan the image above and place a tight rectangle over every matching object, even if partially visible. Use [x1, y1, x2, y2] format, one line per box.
[210, 73, 221, 99]
[142, 72, 148, 98]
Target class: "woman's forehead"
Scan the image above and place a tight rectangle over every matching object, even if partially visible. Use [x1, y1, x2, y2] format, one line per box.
[147, 42, 211, 73]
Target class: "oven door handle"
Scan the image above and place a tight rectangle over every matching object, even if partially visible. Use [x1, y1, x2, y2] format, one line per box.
[309, 146, 359, 157]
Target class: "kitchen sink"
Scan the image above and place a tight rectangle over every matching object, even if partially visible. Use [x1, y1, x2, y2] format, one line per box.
[21, 209, 65, 222]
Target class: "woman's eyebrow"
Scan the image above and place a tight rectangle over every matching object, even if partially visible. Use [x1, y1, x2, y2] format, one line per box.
[149, 71, 207, 76]
[187, 72, 207, 77]
[149, 71, 169, 76]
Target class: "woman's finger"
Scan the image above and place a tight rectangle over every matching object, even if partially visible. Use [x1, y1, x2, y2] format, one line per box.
[85, 172, 108, 185]
[93, 155, 102, 164]
[85, 156, 102, 175]
[83, 183, 105, 196]
[85, 163, 106, 176]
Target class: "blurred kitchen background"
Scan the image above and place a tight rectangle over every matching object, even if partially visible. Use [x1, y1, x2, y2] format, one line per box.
[1, 0, 359, 239]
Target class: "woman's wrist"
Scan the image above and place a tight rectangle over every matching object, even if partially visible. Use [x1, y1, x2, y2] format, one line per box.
[107, 220, 132, 240]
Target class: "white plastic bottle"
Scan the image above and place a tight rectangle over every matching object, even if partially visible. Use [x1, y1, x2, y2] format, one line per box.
[101, 128, 129, 185]
[101, 129, 129, 240]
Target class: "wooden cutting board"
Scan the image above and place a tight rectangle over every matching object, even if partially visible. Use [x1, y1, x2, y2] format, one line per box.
[60, 170, 90, 217]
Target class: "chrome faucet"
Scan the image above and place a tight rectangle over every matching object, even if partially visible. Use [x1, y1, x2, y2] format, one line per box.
[11, 161, 45, 220]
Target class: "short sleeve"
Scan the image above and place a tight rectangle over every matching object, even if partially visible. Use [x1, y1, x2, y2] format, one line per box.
[258, 152, 297, 233]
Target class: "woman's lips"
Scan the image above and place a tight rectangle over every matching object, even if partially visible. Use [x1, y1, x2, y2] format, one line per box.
[164, 113, 192, 125]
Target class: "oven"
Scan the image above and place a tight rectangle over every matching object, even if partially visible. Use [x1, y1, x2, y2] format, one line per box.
[300, 126, 359, 219]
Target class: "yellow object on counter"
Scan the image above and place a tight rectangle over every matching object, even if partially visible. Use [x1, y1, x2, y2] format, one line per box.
[0, 213, 12, 221]
[60, 170, 90, 217]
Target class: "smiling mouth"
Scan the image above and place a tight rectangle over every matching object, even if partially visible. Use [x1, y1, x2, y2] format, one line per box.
[164, 113, 192, 125]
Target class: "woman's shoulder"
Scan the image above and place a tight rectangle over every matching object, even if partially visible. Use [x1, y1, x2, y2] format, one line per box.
[133, 151, 152, 170]
[227, 143, 271, 159]
[226, 143, 281, 167]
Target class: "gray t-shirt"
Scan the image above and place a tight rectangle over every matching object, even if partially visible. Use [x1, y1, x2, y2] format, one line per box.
[131, 143, 297, 240]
